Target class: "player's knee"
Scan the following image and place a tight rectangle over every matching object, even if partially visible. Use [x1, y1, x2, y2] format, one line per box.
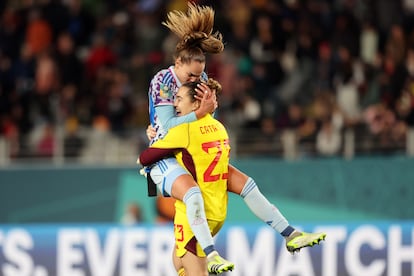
[183, 186, 203, 206]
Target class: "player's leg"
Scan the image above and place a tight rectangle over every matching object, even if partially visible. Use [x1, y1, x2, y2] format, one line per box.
[173, 249, 208, 276]
[151, 159, 214, 254]
[181, 252, 208, 276]
[172, 174, 217, 255]
[172, 247, 187, 276]
[174, 205, 234, 275]
[227, 164, 326, 253]
[150, 157, 234, 267]
[172, 247, 183, 271]
[172, 216, 208, 276]
[227, 165, 292, 233]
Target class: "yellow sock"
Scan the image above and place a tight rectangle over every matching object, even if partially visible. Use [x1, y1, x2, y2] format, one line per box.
[178, 267, 186, 276]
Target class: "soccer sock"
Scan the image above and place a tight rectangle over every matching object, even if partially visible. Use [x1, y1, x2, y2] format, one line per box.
[183, 186, 215, 255]
[240, 177, 294, 236]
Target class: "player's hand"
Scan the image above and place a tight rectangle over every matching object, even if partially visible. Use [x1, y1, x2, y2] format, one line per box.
[211, 89, 218, 111]
[146, 124, 156, 140]
[139, 167, 147, 178]
[194, 82, 217, 118]
[136, 158, 146, 176]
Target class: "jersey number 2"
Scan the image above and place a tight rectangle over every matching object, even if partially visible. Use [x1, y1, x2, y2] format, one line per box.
[201, 139, 229, 182]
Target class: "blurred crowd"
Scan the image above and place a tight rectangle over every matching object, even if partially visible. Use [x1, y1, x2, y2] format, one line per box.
[1, 0, 414, 160]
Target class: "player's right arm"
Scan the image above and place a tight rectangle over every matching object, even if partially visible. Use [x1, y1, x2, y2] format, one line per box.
[155, 89, 214, 130]
[149, 71, 215, 132]
[155, 105, 196, 130]
[139, 124, 190, 165]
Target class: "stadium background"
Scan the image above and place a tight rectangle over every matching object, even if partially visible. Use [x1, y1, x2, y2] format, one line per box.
[0, 0, 413, 275]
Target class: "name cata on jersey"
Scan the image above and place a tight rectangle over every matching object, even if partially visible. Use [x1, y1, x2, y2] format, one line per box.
[0, 222, 412, 276]
[199, 122, 224, 135]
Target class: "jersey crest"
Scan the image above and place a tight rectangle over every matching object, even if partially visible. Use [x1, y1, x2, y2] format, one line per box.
[159, 83, 172, 99]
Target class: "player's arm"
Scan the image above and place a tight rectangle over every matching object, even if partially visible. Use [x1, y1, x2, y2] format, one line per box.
[148, 73, 197, 131]
[139, 124, 189, 165]
[156, 86, 215, 130]
[156, 105, 197, 130]
[139, 147, 178, 166]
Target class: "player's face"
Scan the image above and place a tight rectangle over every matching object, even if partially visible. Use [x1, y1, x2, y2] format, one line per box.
[174, 86, 199, 117]
[175, 59, 205, 84]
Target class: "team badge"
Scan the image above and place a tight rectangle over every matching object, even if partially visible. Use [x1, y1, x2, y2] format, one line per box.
[159, 84, 172, 99]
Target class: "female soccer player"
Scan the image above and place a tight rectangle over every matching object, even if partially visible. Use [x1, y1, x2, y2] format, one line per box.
[143, 4, 233, 274]
[140, 79, 232, 276]
[143, 3, 326, 273]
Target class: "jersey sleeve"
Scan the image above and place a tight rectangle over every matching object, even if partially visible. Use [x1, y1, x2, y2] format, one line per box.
[149, 69, 198, 131]
[149, 72, 174, 106]
[159, 71, 207, 129]
[139, 148, 176, 166]
[156, 105, 197, 131]
[139, 124, 190, 165]
[151, 124, 189, 149]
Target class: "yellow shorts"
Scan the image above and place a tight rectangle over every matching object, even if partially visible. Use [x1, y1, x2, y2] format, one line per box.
[174, 208, 224, 258]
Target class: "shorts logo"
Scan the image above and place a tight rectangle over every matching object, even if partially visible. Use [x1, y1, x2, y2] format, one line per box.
[159, 84, 172, 99]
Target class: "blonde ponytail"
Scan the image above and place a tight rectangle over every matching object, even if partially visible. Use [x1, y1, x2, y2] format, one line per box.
[162, 2, 224, 56]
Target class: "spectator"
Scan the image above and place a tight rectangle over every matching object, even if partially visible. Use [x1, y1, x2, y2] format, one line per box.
[65, 0, 95, 47]
[316, 118, 342, 157]
[85, 33, 117, 81]
[0, 115, 20, 158]
[63, 117, 84, 158]
[25, 8, 52, 56]
[360, 20, 379, 66]
[121, 202, 143, 225]
[54, 31, 83, 89]
[35, 123, 55, 157]
[0, 8, 21, 59]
